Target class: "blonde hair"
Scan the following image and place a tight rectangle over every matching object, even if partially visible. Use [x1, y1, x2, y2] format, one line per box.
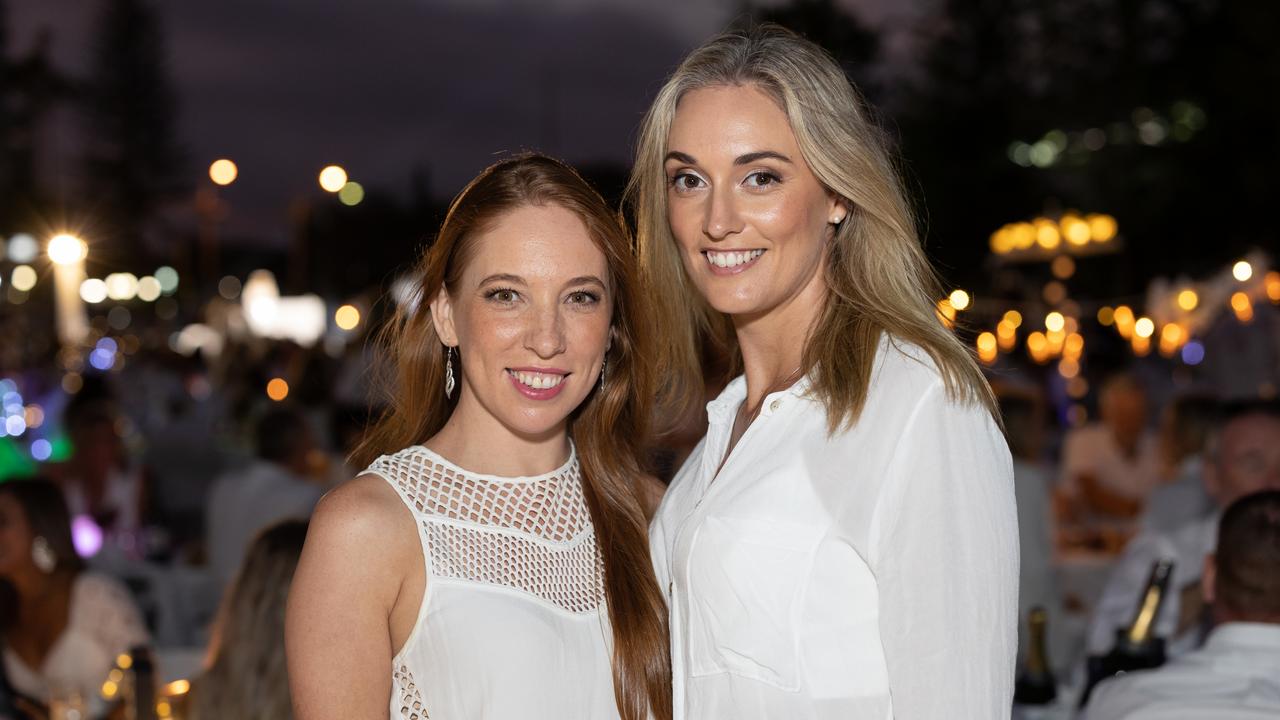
[626, 24, 996, 431]
[352, 154, 671, 720]
[191, 520, 308, 720]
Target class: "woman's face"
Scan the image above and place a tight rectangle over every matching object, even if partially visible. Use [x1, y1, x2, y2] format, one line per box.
[0, 493, 34, 577]
[432, 203, 613, 441]
[664, 84, 843, 319]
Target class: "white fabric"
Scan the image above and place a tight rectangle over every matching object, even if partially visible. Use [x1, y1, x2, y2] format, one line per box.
[2, 573, 149, 715]
[206, 459, 323, 586]
[1083, 622, 1280, 720]
[1140, 456, 1213, 533]
[364, 444, 620, 720]
[650, 336, 1020, 719]
[1059, 425, 1162, 503]
[1085, 515, 1217, 657]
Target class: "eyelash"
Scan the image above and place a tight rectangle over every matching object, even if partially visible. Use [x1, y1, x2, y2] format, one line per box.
[484, 287, 601, 306]
[666, 170, 782, 192]
[485, 287, 520, 304]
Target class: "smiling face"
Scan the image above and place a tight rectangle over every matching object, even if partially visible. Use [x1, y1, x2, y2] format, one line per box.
[664, 84, 843, 321]
[431, 203, 613, 441]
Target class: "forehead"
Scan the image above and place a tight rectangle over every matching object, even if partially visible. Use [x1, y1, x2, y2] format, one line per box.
[667, 84, 800, 158]
[463, 203, 606, 285]
[1223, 414, 1280, 451]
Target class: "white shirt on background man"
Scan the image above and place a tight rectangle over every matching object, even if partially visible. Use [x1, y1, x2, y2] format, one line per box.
[1060, 423, 1163, 507]
[1083, 622, 1280, 720]
[206, 459, 323, 586]
[650, 336, 1019, 719]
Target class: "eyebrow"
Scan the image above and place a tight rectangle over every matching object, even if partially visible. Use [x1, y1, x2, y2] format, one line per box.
[477, 273, 526, 286]
[566, 275, 607, 290]
[663, 150, 794, 166]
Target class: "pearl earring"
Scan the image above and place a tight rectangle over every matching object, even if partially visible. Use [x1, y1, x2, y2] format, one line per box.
[32, 536, 56, 573]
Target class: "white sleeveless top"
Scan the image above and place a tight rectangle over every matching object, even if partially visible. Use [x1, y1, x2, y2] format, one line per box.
[364, 444, 621, 720]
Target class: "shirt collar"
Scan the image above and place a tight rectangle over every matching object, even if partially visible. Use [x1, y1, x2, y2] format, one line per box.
[705, 373, 813, 426]
[1204, 622, 1280, 652]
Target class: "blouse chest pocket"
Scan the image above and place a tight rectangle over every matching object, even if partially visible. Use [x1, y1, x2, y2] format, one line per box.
[685, 514, 824, 692]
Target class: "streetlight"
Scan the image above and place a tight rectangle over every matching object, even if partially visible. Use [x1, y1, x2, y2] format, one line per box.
[209, 158, 238, 186]
[47, 233, 90, 346]
[47, 234, 88, 265]
[318, 165, 348, 193]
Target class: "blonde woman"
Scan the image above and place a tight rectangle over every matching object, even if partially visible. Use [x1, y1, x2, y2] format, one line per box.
[628, 26, 1019, 718]
[189, 520, 309, 720]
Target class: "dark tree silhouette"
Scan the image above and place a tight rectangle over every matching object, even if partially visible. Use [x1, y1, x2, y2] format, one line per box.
[81, 0, 186, 266]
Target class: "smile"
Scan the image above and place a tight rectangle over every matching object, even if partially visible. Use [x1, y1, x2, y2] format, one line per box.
[506, 368, 570, 400]
[703, 249, 765, 273]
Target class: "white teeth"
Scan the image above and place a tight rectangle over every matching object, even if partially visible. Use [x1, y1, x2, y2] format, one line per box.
[705, 249, 764, 268]
[510, 370, 566, 389]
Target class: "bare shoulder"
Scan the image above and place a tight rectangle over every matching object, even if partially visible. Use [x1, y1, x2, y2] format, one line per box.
[634, 473, 668, 522]
[308, 474, 416, 559]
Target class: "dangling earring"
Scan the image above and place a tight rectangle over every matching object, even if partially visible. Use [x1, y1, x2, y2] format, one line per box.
[32, 536, 56, 573]
[444, 346, 456, 398]
[599, 356, 607, 392]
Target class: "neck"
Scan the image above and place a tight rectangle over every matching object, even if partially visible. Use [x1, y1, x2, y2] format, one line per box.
[427, 387, 572, 477]
[10, 566, 67, 607]
[732, 267, 826, 411]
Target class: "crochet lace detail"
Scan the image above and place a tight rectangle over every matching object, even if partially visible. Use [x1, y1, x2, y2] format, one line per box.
[368, 446, 603, 614]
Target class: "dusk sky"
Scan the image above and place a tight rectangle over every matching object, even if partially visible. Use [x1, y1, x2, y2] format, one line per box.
[10, 0, 918, 245]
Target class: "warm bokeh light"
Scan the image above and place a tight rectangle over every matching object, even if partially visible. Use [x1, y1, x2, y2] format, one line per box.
[989, 226, 1013, 254]
[1067, 376, 1090, 399]
[80, 278, 108, 304]
[936, 299, 956, 328]
[209, 158, 238, 186]
[1087, 213, 1118, 242]
[1231, 291, 1253, 322]
[1051, 255, 1076, 279]
[137, 276, 162, 302]
[948, 289, 971, 311]
[996, 321, 1017, 351]
[1134, 316, 1155, 338]
[10, 265, 37, 292]
[1027, 331, 1048, 363]
[335, 304, 361, 330]
[1034, 219, 1061, 249]
[106, 272, 139, 301]
[1161, 323, 1184, 345]
[1064, 332, 1085, 358]
[1003, 310, 1023, 328]
[266, 377, 290, 401]
[976, 332, 997, 364]
[1267, 272, 1280, 302]
[1176, 289, 1198, 311]
[1058, 358, 1080, 379]
[164, 679, 191, 696]
[1060, 214, 1091, 246]
[339, 181, 365, 206]
[1011, 222, 1036, 250]
[318, 165, 348, 192]
[1045, 311, 1065, 333]
[1042, 281, 1067, 305]
[47, 233, 88, 265]
[1097, 306, 1115, 326]
[1232, 260, 1253, 282]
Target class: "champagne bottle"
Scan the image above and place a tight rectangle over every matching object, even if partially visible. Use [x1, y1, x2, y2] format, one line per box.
[125, 645, 158, 720]
[1078, 559, 1174, 709]
[1013, 606, 1057, 705]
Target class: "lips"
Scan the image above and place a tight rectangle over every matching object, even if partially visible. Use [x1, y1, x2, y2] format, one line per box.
[506, 368, 569, 401]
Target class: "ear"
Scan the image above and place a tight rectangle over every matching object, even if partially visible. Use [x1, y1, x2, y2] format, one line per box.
[429, 285, 458, 347]
[1202, 552, 1217, 606]
[825, 192, 851, 226]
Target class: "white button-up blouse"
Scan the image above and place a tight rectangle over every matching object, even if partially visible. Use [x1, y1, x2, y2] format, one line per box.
[650, 337, 1019, 719]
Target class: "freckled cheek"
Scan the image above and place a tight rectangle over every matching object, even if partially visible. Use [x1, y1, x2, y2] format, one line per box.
[563, 310, 612, 362]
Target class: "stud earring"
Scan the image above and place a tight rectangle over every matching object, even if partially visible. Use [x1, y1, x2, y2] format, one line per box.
[444, 346, 456, 398]
[599, 357, 607, 391]
[831, 213, 845, 225]
[32, 536, 56, 573]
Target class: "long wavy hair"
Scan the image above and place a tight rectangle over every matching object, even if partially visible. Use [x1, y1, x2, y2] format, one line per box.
[0, 479, 84, 634]
[626, 24, 996, 431]
[191, 520, 307, 720]
[351, 154, 671, 720]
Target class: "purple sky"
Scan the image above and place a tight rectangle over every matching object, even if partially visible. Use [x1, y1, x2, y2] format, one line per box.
[9, 0, 918, 244]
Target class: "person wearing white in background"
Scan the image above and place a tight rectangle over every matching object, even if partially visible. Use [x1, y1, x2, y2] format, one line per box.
[1083, 490, 1280, 720]
[286, 155, 670, 720]
[628, 25, 1018, 719]
[1085, 401, 1280, 659]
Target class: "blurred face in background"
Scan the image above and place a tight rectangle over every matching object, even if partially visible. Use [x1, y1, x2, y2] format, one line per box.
[1206, 413, 1280, 507]
[0, 492, 34, 578]
[431, 203, 613, 441]
[663, 84, 841, 322]
[1101, 385, 1147, 450]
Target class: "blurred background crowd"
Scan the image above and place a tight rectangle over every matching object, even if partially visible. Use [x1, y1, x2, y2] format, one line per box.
[1, 0, 1278, 718]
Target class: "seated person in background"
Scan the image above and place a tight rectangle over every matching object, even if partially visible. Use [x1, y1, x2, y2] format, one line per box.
[1085, 401, 1280, 658]
[1059, 373, 1162, 529]
[0, 479, 149, 717]
[997, 387, 1061, 665]
[1142, 394, 1218, 533]
[186, 520, 307, 720]
[1084, 489, 1280, 720]
[52, 391, 148, 541]
[206, 406, 323, 588]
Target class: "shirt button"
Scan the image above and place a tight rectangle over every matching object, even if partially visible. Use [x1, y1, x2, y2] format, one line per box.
[770, 399, 781, 412]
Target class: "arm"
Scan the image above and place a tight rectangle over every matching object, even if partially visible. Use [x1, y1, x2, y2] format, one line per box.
[286, 475, 417, 720]
[871, 383, 1019, 719]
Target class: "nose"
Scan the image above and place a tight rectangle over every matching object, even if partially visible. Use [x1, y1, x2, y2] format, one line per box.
[524, 302, 566, 359]
[703, 184, 743, 240]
